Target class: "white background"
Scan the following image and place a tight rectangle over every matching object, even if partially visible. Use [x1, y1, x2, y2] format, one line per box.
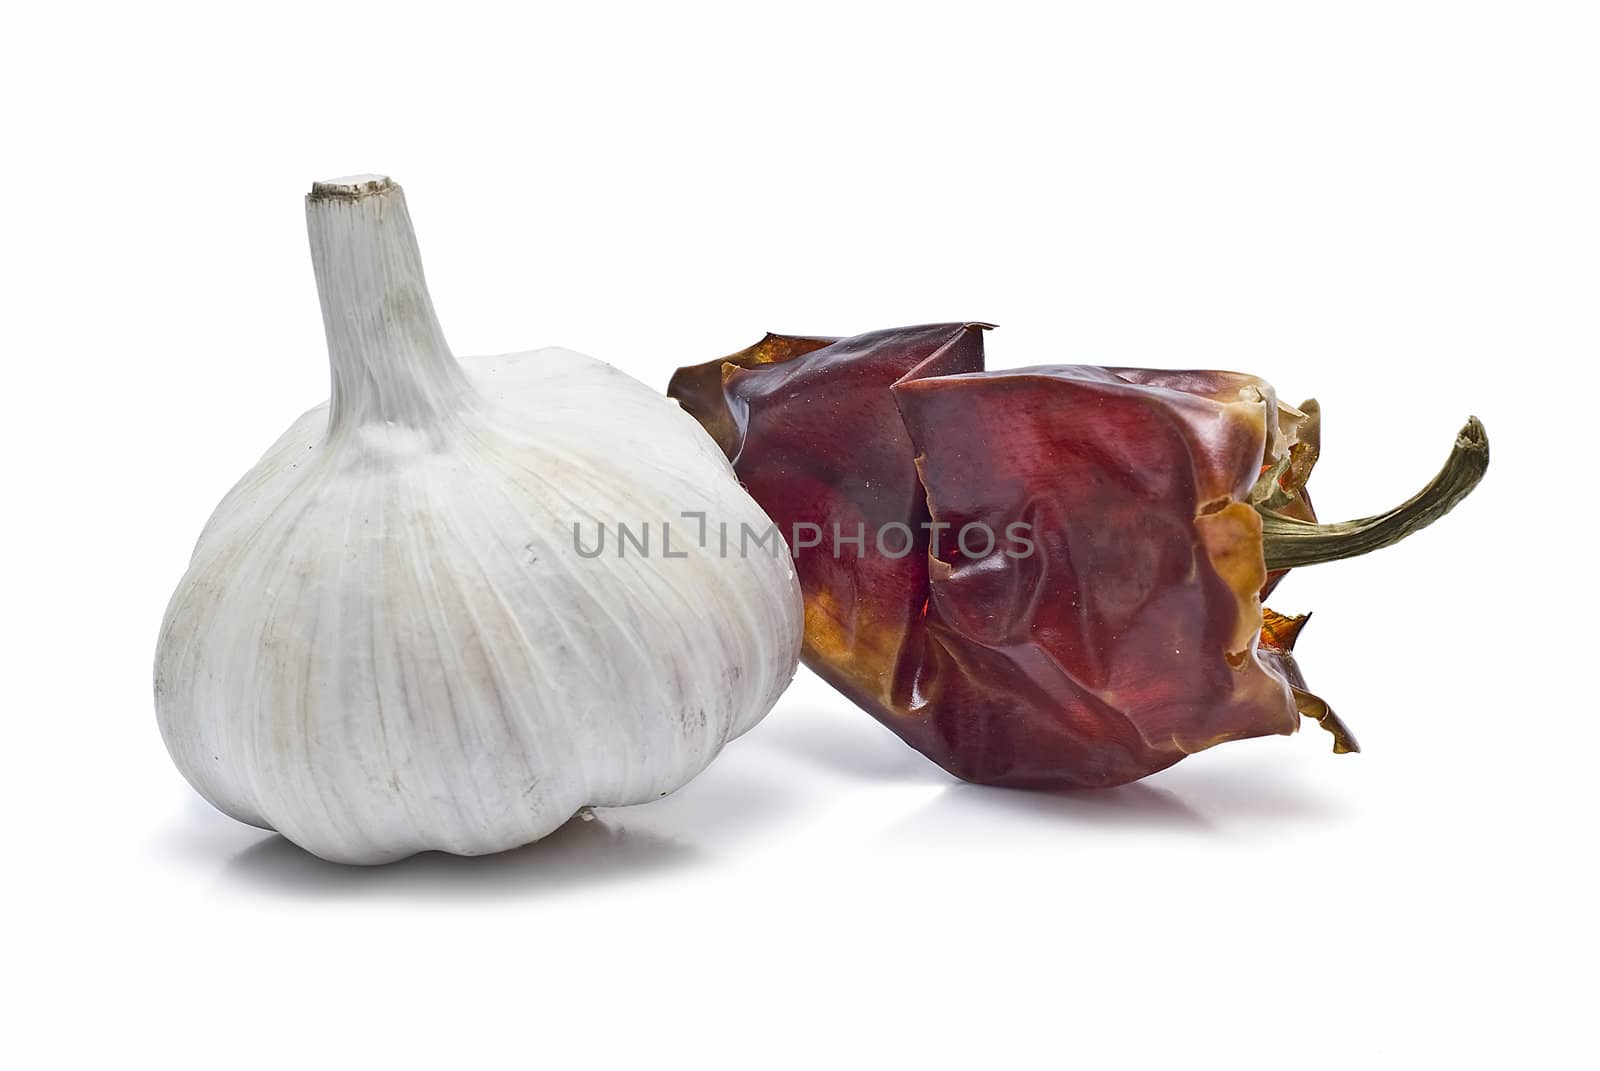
[3, 2, 1595, 1067]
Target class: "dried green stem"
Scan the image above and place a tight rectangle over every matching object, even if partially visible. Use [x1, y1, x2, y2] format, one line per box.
[1259, 417, 1489, 571]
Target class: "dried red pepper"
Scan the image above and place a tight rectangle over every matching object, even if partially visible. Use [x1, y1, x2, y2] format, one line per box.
[669, 323, 1488, 788]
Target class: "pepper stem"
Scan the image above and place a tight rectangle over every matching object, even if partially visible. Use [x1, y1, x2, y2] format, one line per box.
[1258, 417, 1489, 571]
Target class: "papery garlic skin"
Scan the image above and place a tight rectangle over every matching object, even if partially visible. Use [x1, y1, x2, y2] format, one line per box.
[155, 176, 802, 864]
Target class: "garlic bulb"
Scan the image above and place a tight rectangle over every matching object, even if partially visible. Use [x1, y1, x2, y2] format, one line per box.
[155, 175, 802, 864]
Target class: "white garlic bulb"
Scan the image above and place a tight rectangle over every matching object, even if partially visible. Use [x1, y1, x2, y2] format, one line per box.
[155, 175, 802, 864]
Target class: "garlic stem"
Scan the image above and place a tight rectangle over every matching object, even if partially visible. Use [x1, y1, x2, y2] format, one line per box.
[306, 175, 471, 434]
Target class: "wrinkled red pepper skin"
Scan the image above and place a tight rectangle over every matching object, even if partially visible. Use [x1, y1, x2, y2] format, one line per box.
[670, 324, 1325, 788]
